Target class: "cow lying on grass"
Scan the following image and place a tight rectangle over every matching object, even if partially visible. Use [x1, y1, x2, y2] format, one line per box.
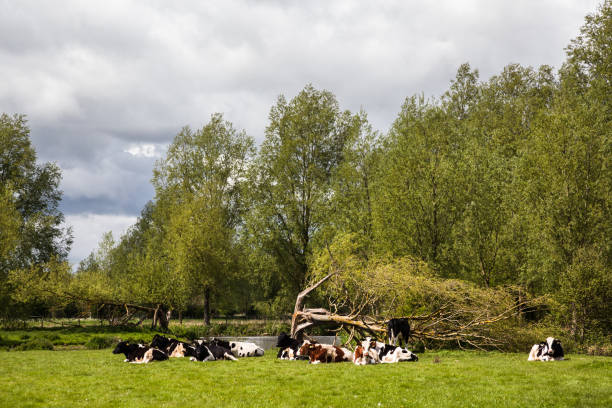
[190, 339, 237, 362]
[354, 337, 418, 365]
[528, 337, 564, 361]
[210, 338, 265, 357]
[276, 333, 309, 360]
[298, 342, 353, 364]
[150, 334, 196, 358]
[112, 341, 168, 364]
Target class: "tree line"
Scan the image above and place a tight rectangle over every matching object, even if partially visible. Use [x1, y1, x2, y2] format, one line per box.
[1, 2, 609, 343]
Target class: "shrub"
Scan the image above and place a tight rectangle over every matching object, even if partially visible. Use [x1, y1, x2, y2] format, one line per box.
[85, 336, 117, 350]
[12, 338, 54, 351]
[587, 344, 612, 356]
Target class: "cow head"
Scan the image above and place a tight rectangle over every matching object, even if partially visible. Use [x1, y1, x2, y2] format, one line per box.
[113, 341, 129, 354]
[150, 334, 170, 350]
[546, 337, 563, 358]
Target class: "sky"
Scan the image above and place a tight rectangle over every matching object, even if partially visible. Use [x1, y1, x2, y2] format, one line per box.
[0, 0, 601, 267]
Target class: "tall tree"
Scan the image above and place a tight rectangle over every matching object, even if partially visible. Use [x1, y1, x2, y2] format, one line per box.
[247, 84, 356, 296]
[376, 95, 468, 274]
[153, 114, 254, 324]
[0, 113, 72, 317]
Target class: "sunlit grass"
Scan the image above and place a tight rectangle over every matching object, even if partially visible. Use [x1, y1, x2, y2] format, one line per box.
[1, 349, 610, 407]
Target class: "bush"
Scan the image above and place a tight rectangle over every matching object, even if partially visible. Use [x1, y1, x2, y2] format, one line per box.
[85, 336, 117, 350]
[587, 344, 612, 356]
[36, 333, 60, 342]
[12, 338, 54, 351]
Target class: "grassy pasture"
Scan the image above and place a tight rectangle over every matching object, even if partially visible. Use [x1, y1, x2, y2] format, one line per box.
[1, 349, 610, 407]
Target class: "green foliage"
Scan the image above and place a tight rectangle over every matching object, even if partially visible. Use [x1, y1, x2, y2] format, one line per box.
[246, 84, 359, 295]
[11, 337, 54, 351]
[84, 336, 117, 350]
[0, 113, 72, 318]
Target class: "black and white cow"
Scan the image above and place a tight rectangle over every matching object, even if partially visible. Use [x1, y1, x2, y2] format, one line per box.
[150, 334, 196, 358]
[357, 337, 418, 364]
[276, 332, 300, 358]
[190, 340, 237, 362]
[528, 337, 564, 361]
[379, 345, 419, 363]
[276, 333, 309, 360]
[210, 338, 264, 358]
[112, 341, 168, 364]
[387, 318, 411, 346]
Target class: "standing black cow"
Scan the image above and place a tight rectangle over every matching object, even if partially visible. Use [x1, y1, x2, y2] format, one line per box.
[387, 318, 411, 346]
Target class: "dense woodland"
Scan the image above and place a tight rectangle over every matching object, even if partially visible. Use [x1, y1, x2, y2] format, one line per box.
[1, 2, 610, 347]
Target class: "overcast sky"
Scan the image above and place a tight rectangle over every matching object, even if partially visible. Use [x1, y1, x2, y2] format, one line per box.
[0, 0, 601, 267]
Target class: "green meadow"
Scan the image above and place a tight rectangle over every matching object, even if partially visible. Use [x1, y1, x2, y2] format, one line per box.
[1, 348, 610, 408]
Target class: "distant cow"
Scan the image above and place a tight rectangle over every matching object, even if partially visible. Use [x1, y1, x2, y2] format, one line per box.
[112, 341, 168, 364]
[528, 337, 564, 361]
[299, 343, 352, 364]
[211, 338, 264, 358]
[150, 334, 196, 358]
[387, 318, 411, 346]
[191, 340, 237, 362]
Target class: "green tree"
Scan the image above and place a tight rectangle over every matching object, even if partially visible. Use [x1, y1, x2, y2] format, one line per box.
[375, 95, 468, 274]
[0, 113, 72, 317]
[247, 85, 356, 297]
[153, 114, 254, 324]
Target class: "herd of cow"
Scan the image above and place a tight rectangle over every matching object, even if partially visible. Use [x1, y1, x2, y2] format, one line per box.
[112, 334, 264, 364]
[112, 318, 564, 365]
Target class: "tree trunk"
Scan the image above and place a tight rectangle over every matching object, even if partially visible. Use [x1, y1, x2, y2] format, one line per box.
[179, 310, 183, 325]
[157, 306, 169, 330]
[152, 304, 159, 328]
[203, 287, 211, 326]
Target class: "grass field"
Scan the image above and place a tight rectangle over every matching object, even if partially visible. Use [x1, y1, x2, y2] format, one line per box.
[1, 349, 610, 408]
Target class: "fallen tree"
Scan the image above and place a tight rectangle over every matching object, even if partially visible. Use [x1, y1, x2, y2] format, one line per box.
[292, 259, 545, 350]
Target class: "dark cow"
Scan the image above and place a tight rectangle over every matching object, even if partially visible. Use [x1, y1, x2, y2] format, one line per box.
[276, 333, 309, 360]
[150, 334, 196, 358]
[528, 337, 564, 361]
[387, 318, 411, 346]
[276, 332, 301, 358]
[191, 340, 237, 362]
[112, 341, 168, 364]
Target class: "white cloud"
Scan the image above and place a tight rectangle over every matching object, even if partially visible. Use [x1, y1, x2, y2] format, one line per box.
[65, 213, 137, 266]
[124, 143, 164, 158]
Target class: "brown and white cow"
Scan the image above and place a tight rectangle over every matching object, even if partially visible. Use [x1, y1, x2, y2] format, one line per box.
[353, 344, 380, 365]
[299, 343, 352, 364]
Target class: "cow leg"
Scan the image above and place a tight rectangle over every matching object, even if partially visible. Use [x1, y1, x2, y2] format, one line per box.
[224, 352, 238, 361]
